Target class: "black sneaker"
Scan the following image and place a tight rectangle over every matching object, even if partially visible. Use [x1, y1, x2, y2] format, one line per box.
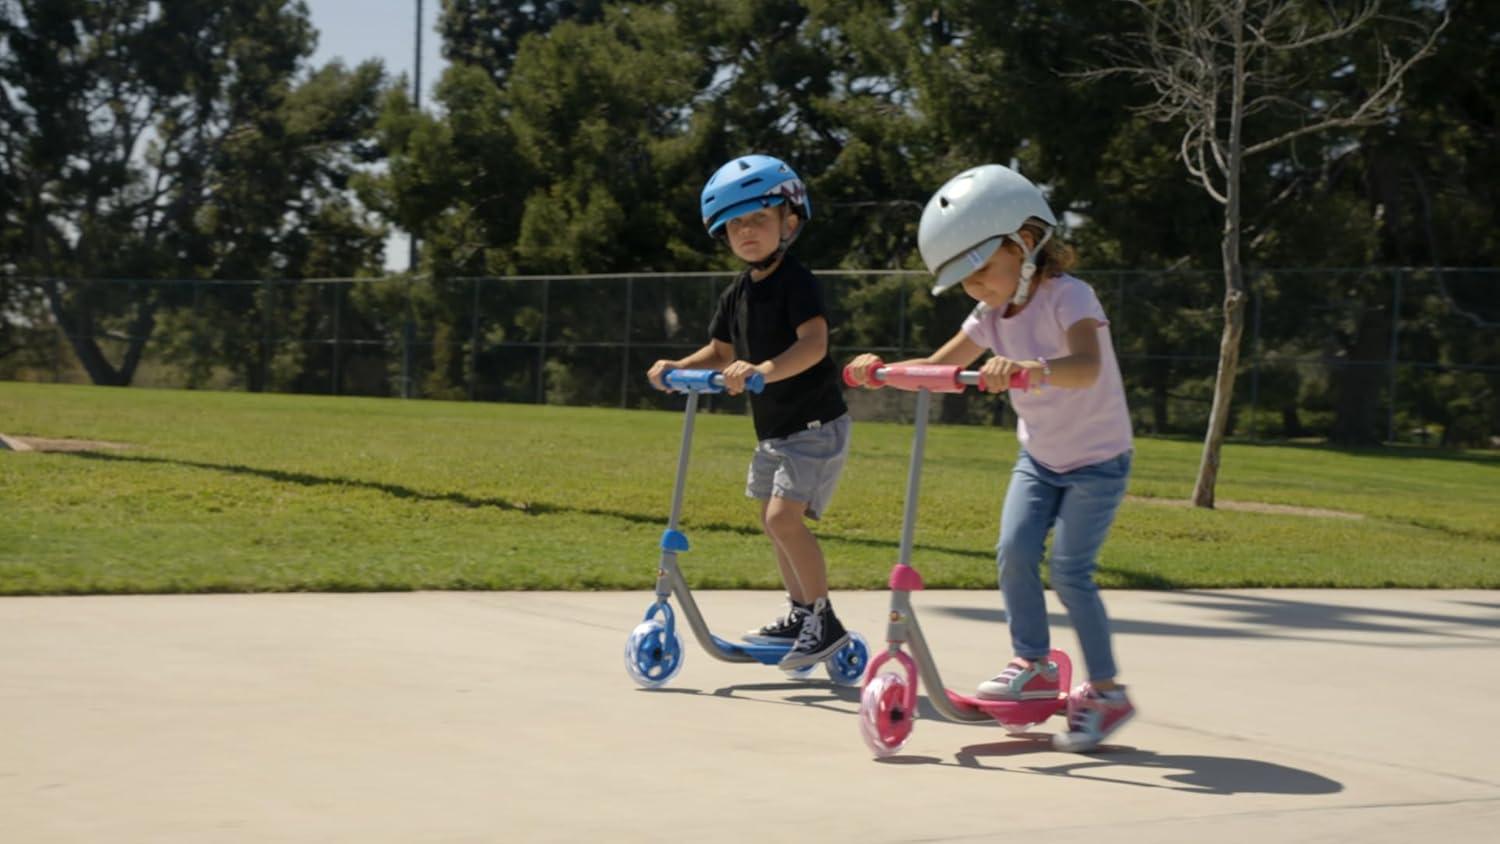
[744, 598, 809, 644]
[778, 597, 850, 670]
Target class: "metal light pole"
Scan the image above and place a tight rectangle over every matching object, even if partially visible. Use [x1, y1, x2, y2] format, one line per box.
[401, 0, 423, 398]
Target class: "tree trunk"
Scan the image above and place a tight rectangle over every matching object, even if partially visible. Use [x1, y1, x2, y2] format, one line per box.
[1193, 279, 1248, 507]
[1193, 4, 1248, 509]
[42, 281, 118, 385]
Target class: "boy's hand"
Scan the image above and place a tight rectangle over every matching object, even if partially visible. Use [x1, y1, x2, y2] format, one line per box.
[720, 360, 765, 395]
[647, 359, 677, 392]
[843, 353, 884, 387]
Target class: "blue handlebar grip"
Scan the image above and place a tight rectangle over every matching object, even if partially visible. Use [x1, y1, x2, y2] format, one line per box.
[664, 369, 721, 393]
[662, 369, 765, 394]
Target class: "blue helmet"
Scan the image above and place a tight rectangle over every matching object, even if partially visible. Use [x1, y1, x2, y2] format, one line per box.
[700, 155, 812, 239]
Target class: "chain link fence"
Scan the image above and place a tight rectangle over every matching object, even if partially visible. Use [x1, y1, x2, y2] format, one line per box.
[4, 269, 1497, 445]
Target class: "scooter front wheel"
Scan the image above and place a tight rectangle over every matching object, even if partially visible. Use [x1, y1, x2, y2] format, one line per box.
[623, 619, 685, 689]
[858, 671, 915, 757]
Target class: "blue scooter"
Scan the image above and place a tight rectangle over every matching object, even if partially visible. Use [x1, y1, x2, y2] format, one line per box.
[624, 369, 869, 689]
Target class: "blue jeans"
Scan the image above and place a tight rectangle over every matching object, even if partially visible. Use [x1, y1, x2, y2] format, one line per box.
[996, 449, 1131, 682]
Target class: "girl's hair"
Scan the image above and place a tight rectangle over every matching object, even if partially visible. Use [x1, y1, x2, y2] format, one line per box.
[1021, 220, 1077, 278]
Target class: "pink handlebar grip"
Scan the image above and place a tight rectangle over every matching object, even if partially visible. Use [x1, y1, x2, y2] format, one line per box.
[842, 357, 885, 388]
[878, 364, 968, 393]
[842, 362, 1031, 393]
[979, 368, 1031, 392]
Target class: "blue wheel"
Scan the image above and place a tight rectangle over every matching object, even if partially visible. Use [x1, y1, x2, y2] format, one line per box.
[826, 632, 870, 686]
[624, 619, 685, 689]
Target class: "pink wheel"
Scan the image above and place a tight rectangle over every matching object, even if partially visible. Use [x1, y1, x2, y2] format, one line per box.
[858, 672, 915, 757]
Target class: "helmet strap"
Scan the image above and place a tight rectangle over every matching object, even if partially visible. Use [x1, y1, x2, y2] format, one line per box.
[1007, 227, 1052, 307]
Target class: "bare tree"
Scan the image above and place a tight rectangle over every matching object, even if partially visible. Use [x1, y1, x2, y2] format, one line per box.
[1089, 0, 1447, 506]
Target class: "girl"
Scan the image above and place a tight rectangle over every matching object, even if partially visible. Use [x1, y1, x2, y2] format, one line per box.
[846, 164, 1135, 752]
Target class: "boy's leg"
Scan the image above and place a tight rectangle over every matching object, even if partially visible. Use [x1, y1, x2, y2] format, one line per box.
[1048, 451, 1131, 684]
[764, 497, 827, 598]
[761, 415, 851, 602]
[744, 445, 808, 642]
[761, 499, 807, 601]
[766, 417, 852, 669]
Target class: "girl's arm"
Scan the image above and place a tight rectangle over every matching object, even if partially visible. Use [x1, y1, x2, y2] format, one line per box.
[843, 329, 986, 386]
[976, 318, 1104, 392]
[1040, 319, 1104, 388]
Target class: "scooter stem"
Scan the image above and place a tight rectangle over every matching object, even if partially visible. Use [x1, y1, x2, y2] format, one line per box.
[898, 388, 931, 567]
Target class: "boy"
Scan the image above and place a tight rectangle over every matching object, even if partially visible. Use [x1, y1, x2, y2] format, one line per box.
[647, 155, 852, 670]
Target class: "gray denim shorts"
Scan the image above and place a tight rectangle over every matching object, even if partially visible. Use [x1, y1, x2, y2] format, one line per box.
[746, 414, 852, 520]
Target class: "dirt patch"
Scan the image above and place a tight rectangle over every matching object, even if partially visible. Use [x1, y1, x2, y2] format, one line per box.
[0, 434, 131, 453]
[1126, 494, 1363, 520]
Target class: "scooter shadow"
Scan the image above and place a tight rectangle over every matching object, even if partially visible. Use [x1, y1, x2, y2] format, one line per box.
[881, 743, 1344, 796]
[642, 681, 862, 716]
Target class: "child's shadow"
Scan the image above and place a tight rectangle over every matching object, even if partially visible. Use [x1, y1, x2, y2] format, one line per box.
[887, 742, 1343, 796]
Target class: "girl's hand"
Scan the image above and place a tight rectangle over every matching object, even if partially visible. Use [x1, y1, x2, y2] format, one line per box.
[978, 356, 1045, 393]
[720, 360, 765, 395]
[843, 353, 883, 387]
[647, 359, 677, 392]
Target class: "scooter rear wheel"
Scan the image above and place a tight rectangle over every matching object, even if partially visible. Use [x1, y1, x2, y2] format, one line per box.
[827, 632, 870, 686]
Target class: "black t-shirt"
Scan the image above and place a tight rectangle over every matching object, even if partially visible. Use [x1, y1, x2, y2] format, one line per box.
[709, 256, 848, 441]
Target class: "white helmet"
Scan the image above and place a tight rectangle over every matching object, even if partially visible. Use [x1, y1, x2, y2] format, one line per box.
[918, 164, 1057, 304]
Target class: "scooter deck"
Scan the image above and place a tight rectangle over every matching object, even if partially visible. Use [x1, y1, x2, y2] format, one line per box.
[710, 634, 791, 665]
[940, 648, 1074, 726]
[944, 690, 1068, 724]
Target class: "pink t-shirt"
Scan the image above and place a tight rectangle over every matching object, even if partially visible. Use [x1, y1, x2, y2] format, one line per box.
[962, 274, 1133, 473]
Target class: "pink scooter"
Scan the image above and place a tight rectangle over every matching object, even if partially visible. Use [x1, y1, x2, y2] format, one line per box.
[844, 361, 1073, 757]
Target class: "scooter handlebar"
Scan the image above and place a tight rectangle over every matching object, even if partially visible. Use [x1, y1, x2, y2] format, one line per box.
[842, 360, 1029, 393]
[662, 368, 766, 394]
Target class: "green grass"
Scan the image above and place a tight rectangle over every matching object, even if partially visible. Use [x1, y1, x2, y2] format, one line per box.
[2, 381, 1497, 594]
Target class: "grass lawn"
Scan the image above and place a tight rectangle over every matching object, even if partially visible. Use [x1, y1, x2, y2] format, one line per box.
[2, 381, 1497, 594]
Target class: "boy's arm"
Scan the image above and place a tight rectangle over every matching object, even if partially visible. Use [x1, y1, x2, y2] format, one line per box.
[674, 340, 735, 371]
[749, 316, 829, 383]
[648, 340, 735, 391]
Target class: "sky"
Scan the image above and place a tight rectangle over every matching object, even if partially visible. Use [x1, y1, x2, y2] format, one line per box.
[304, 0, 449, 103]
[304, 1, 451, 270]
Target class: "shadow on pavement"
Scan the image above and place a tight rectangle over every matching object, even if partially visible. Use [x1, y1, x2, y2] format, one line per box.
[882, 743, 1344, 795]
[930, 589, 1500, 646]
[636, 681, 861, 716]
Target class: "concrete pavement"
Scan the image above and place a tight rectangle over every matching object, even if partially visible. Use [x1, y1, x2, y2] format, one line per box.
[2, 589, 1498, 842]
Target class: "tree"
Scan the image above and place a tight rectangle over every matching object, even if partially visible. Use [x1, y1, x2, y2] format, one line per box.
[0, 0, 387, 388]
[439, 0, 608, 87]
[1091, 0, 1448, 506]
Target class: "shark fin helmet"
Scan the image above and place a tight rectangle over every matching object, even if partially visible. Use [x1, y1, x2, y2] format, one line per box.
[701, 155, 811, 270]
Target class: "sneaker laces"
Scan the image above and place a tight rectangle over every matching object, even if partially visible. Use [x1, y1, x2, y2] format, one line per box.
[792, 609, 824, 651]
[763, 601, 803, 634]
